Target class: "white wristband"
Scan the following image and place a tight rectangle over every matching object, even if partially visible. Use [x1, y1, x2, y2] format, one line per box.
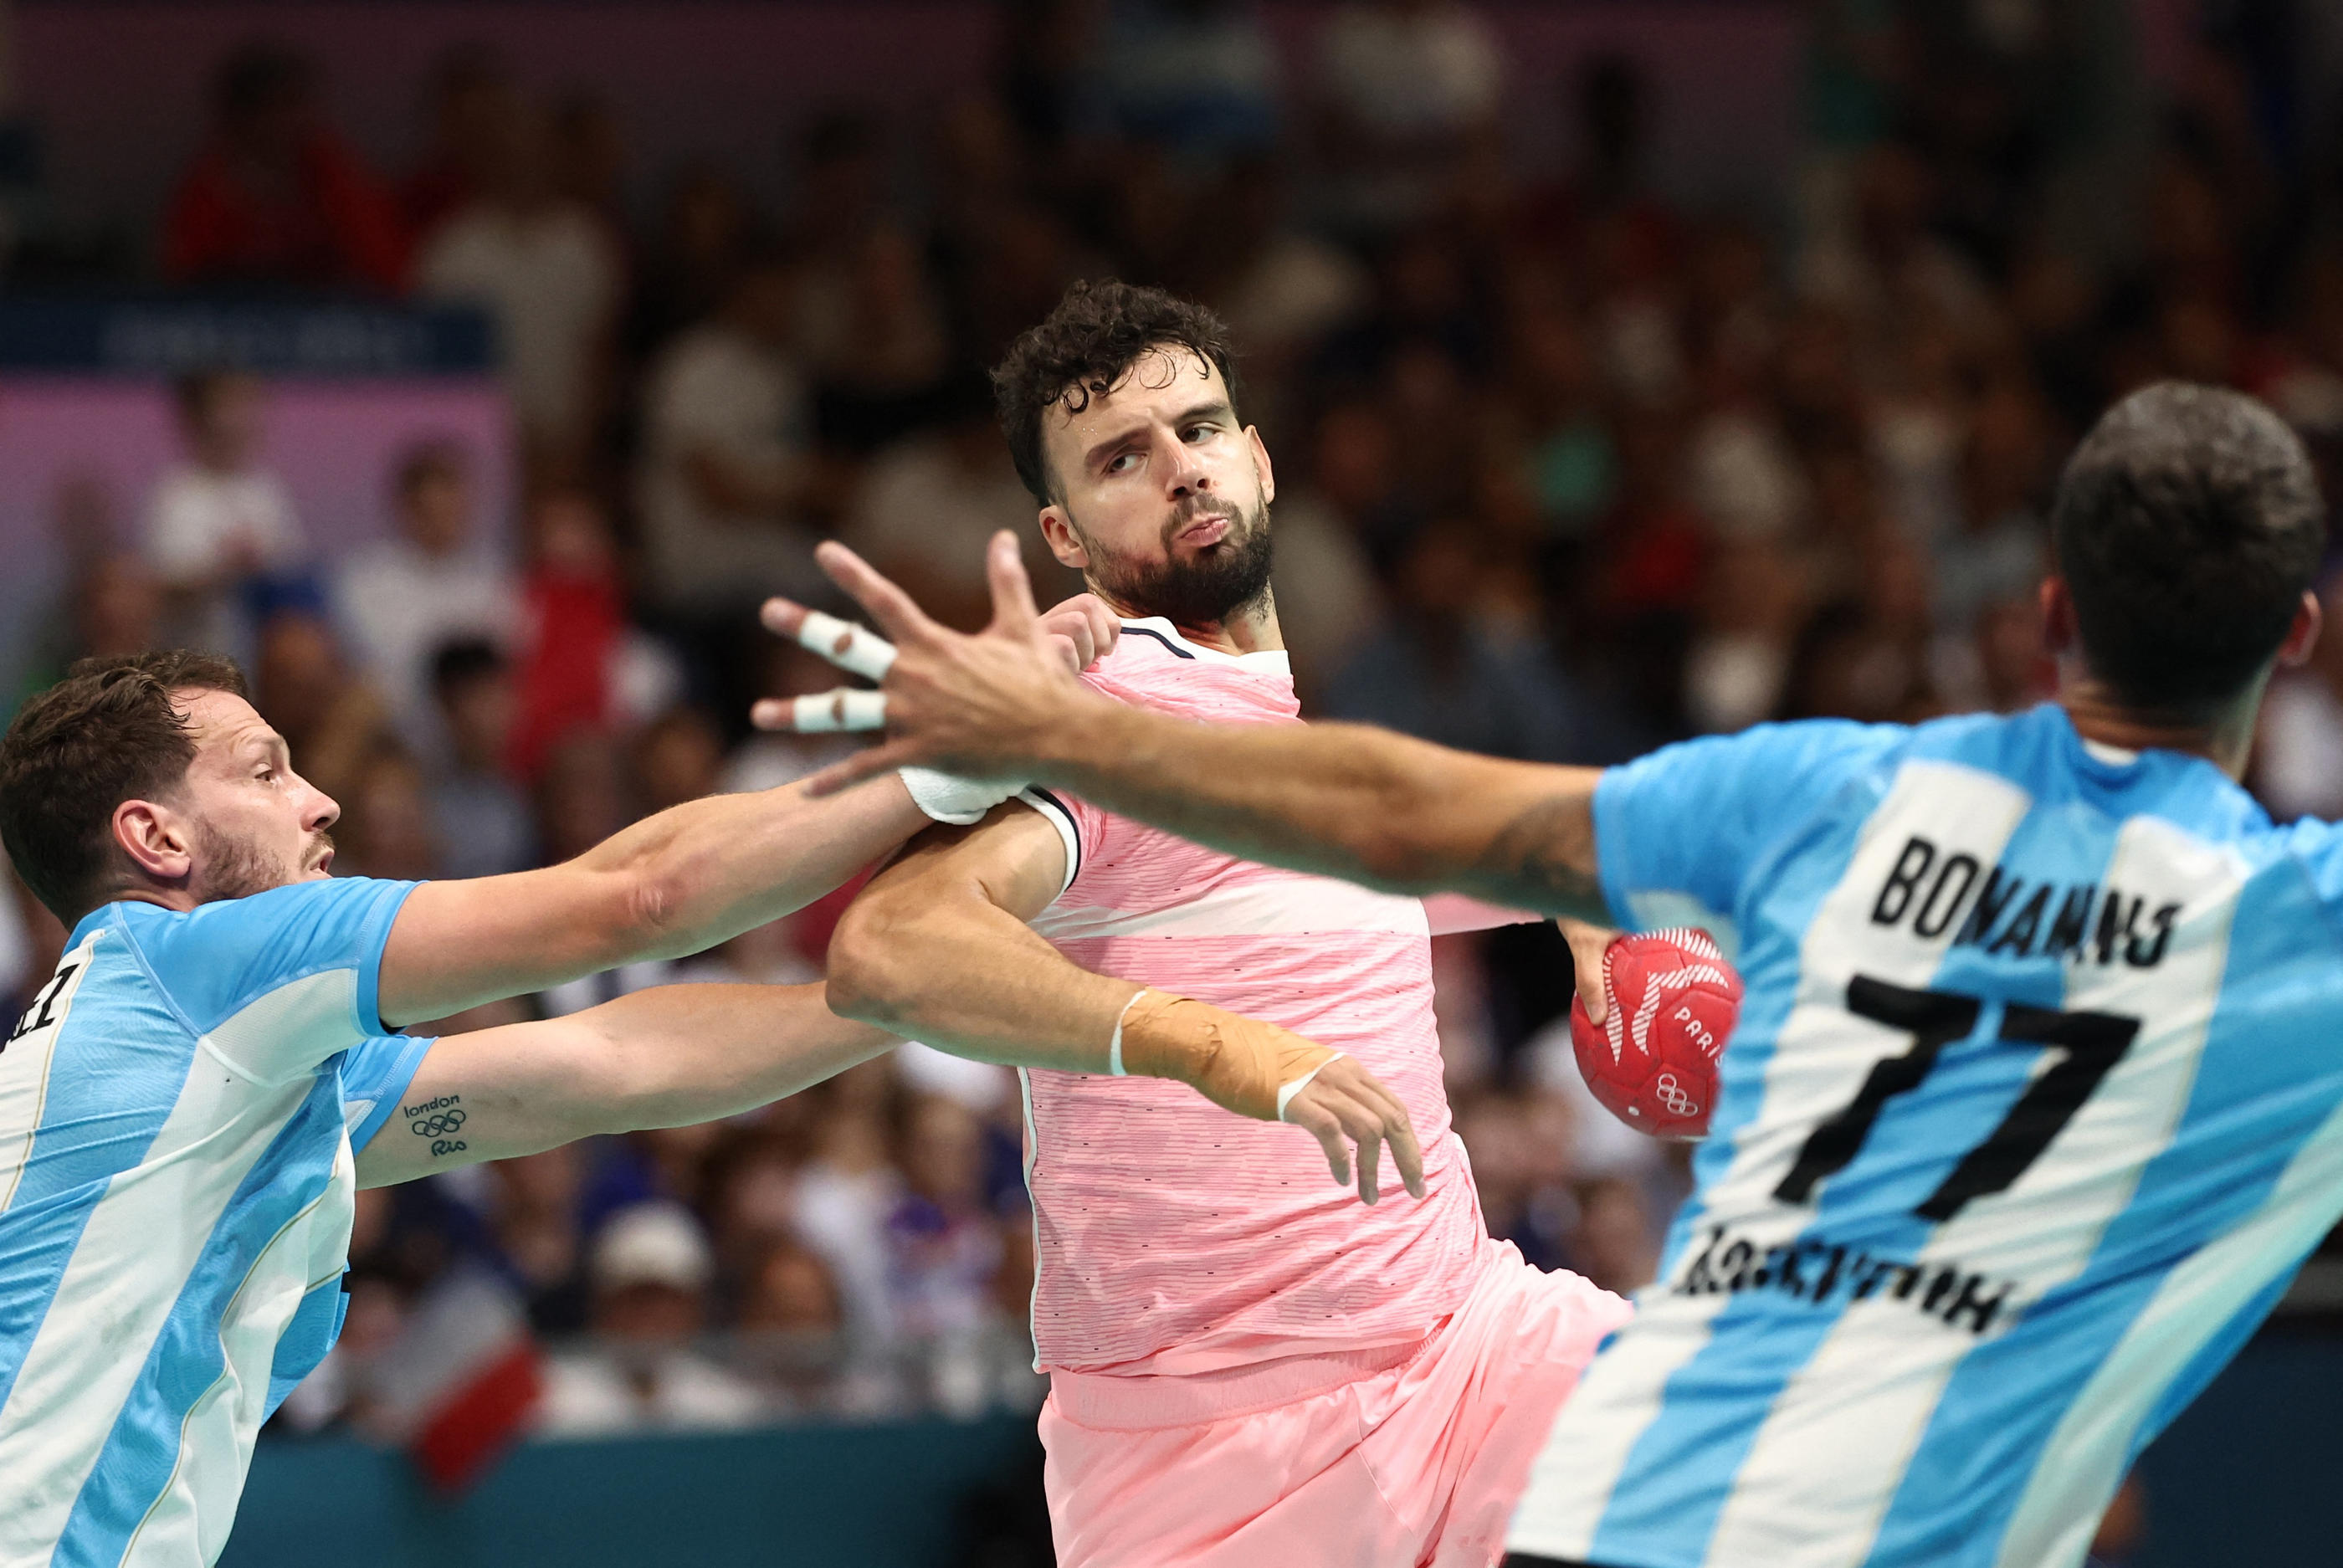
[1107, 990, 1147, 1077]
[1276, 1053, 1345, 1122]
[794, 611, 896, 681]
[790, 689, 887, 733]
[900, 766, 1023, 825]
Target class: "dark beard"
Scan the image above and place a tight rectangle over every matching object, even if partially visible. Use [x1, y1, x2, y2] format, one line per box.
[190, 822, 326, 903]
[1079, 494, 1276, 628]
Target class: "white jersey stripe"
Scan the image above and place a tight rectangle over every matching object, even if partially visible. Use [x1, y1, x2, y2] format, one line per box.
[126, 1135, 355, 1568]
[1993, 1084, 2343, 1567]
[1506, 1288, 1735, 1560]
[0, 933, 99, 1215]
[201, 966, 367, 1088]
[0, 974, 348, 1562]
[1699, 813, 2243, 1568]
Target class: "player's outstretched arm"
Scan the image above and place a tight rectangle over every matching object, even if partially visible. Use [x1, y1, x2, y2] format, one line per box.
[376, 776, 934, 1027]
[760, 534, 1614, 922]
[377, 590, 1123, 1027]
[355, 982, 896, 1187]
[824, 802, 1426, 1204]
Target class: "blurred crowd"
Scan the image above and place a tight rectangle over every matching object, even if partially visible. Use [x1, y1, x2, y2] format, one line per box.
[5, 0, 2343, 1452]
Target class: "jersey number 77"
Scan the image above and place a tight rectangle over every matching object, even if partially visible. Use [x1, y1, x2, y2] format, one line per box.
[1774, 976, 2142, 1222]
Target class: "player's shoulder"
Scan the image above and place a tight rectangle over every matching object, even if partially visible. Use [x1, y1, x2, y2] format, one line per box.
[1092, 618, 1217, 678]
[1084, 618, 1296, 702]
[1925, 705, 2340, 889]
[1632, 714, 1917, 798]
[104, 878, 416, 1029]
[1904, 704, 2244, 817]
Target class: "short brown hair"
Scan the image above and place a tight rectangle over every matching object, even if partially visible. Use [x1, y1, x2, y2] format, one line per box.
[990, 279, 1242, 505]
[2053, 382, 2326, 710]
[0, 651, 249, 921]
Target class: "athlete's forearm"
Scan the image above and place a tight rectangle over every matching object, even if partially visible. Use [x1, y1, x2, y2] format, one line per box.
[1026, 703, 1614, 920]
[572, 981, 899, 1126]
[826, 883, 1366, 1133]
[583, 773, 932, 962]
[380, 776, 938, 1026]
[825, 885, 1136, 1073]
[358, 983, 897, 1186]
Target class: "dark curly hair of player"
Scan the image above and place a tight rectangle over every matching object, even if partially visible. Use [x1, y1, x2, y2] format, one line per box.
[990, 279, 1243, 505]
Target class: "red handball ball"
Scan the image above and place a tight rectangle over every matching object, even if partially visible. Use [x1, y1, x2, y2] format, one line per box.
[1571, 928, 1742, 1141]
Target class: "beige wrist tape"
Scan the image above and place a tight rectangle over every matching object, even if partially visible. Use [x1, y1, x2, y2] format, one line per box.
[1113, 989, 1343, 1123]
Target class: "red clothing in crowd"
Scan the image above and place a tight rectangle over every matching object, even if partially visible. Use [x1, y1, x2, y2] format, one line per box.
[506, 559, 625, 781]
[160, 131, 411, 294]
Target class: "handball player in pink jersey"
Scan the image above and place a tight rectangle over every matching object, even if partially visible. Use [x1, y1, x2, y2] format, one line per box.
[813, 282, 1633, 1567]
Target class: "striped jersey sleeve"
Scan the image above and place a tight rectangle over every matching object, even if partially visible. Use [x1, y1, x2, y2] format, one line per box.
[120, 876, 418, 1084]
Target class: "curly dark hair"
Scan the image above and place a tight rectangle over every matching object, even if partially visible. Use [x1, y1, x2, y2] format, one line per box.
[2052, 382, 2325, 712]
[990, 279, 1243, 505]
[0, 650, 249, 921]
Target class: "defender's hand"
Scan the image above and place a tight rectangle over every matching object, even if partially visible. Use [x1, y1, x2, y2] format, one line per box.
[751, 534, 1110, 790]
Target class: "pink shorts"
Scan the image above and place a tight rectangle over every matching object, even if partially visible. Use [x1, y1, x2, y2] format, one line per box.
[1039, 1243, 1633, 1568]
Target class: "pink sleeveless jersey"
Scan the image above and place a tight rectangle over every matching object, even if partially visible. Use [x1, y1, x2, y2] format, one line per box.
[1015, 618, 1489, 1377]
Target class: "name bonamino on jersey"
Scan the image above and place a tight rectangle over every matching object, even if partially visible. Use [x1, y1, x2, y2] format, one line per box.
[1869, 835, 2181, 967]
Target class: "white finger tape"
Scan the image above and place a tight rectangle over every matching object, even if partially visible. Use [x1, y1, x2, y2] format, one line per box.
[1276, 1052, 1346, 1121]
[790, 689, 888, 733]
[795, 610, 897, 681]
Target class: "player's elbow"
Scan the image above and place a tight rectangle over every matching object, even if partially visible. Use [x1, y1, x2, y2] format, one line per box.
[823, 894, 931, 1029]
[613, 863, 689, 963]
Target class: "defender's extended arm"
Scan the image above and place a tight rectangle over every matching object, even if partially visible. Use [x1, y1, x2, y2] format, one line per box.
[377, 776, 934, 1027]
[355, 981, 896, 1186]
[758, 535, 1614, 924]
[376, 589, 1121, 1027]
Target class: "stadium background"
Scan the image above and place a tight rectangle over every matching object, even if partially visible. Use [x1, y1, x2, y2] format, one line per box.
[1, 1, 2340, 1563]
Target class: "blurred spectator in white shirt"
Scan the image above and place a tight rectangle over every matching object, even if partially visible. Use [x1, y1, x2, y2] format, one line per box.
[791, 1062, 904, 1347]
[333, 441, 520, 756]
[143, 372, 309, 665]
[417, 99, 623, 483]
[2257, 577, 2343, 822]
[636, 251, 829, 618]
[538, 1202, 768, 1436]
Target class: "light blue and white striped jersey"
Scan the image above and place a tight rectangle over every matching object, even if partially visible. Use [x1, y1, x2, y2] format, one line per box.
[1509, 704, 2343, 1568]
[0, 876, 430, 1568]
